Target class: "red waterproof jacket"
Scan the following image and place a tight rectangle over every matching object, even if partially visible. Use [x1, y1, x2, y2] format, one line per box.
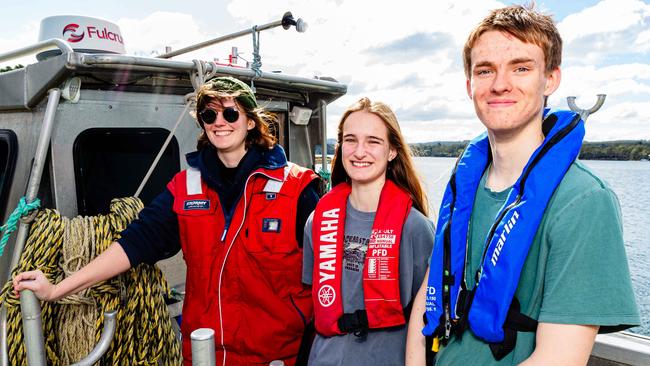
[168, 162, 317, 365]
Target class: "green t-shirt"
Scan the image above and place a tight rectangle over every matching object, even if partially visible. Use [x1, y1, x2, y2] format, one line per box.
[435, 161, 640, 365]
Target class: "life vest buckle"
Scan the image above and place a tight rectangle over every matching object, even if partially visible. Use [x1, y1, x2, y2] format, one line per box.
[338, 309, 369, 337]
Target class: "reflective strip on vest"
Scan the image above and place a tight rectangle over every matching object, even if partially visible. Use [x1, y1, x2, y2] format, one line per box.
[186, 167, 202, 195]
[262, 163, 292, 193]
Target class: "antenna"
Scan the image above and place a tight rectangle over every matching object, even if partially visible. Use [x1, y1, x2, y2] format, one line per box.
[157, 11, 308, 59]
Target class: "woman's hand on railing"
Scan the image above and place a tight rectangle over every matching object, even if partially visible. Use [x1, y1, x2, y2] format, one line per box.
[12, 269, 57, 301]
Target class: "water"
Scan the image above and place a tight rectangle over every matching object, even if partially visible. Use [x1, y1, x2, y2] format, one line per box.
[413, 157, 650, 336]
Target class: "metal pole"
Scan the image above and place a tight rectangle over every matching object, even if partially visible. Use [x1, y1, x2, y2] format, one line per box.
[319, 99, 328, 174]
[79, 54, 347, 95]
[0, 38, 72, 64]
[157, 12, 304, 59]
[0, 308, 7, 366]
[0, 88, 61, 366]
[191, 328, 216, 366]
[20, 290, 46, 366]
[567, 94, 606, 122]
[4, 87, 61, 277]
[70, 311, 117, 366]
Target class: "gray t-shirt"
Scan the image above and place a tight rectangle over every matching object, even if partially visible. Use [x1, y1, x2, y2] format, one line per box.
[303, 200, 434, 366]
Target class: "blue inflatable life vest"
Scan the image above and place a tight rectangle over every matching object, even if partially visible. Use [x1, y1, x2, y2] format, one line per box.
[423, 109, 584, 359]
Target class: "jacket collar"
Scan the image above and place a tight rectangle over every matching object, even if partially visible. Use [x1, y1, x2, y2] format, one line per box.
[185, 144, 288, 188]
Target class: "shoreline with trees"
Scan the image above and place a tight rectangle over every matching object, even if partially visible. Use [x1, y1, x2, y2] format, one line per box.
[409, 141, 650, 161]
[318, 140, 650, 161]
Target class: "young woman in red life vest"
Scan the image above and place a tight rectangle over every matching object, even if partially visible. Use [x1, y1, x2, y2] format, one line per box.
[302, 97, 435, 366]
[13, 77, 320, 366]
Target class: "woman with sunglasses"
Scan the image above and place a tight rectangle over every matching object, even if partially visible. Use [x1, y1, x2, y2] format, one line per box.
[302, 97, 434, 366]
[13, 76, 320, 366]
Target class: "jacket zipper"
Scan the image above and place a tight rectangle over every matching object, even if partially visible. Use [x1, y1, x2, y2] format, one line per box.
[216, 170, 283, 365]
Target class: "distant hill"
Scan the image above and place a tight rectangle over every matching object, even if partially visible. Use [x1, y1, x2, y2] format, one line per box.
[318, 140, 650, 161]
[410, 141, 469, 158]
[579, 140, 650, 160]
[410, 140, 650, 161]
[314, 138, 337, 155]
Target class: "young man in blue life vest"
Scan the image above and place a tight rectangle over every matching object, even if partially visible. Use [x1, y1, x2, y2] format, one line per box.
[405, 4, 640, 366]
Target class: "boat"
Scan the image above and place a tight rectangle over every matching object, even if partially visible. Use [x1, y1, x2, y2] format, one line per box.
[0, 12, 344, 365]
[0, 11, 647, 366]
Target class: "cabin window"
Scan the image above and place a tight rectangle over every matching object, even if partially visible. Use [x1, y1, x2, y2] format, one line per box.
[0, 130, 18, 222]
[73, 128, 180, 216]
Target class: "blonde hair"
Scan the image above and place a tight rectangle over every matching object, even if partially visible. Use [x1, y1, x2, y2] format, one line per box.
[330, 97, 429, 217]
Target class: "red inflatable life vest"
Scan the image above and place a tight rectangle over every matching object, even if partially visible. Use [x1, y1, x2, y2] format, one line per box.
[311, 179, 412, 336]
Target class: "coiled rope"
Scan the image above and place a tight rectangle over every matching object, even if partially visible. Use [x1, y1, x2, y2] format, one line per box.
[0, 197, 182, 365]
[1, 208, 63, 365]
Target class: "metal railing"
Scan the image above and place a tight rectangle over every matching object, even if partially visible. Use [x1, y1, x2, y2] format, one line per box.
[0, 88, 62, 366]
[17, 289, 117, 366]
[157, 11, 306, 59]
[0, 38, 73, 64]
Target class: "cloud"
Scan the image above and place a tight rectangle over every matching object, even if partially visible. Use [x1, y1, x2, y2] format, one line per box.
[581, 101, 650, 141]
[1, 0, 647, 142]
[558, 63, 650, 96]
[559, 0, 650, 66]
[0, 20, 41, 68]
[363, 32, 454, 62]
[118, 12, 209, 57]
[636, 28, 650, 52]
[398, 118, 482, 142]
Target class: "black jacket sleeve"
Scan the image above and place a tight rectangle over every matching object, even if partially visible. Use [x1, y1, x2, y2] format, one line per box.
[117, 188, 181, 266]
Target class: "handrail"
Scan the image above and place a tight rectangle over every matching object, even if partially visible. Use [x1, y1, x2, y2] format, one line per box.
[0, 88, 62, 366]
[77, 54, 347, 94]
[0, 38, 72, 64]
[157, 12, 306, 59]
[18, 289, 117, 366]
[319, 99, 328, 174]
[20, 290, 46, 366]
[592, 332, 650, 365]
[70, 310, 117, 366]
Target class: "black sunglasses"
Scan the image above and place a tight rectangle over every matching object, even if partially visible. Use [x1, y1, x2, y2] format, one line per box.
[198, 107, 240, 124]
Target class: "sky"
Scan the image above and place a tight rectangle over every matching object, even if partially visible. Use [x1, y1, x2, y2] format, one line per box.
[1, 0, 649, 142]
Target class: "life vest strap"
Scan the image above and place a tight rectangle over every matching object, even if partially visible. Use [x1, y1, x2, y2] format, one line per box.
[422, 311, 446, 362]
[337, 310, 369, 337]
[443, 273, 455, 286]
[338, 300, 415, 338]
[488, 297, 538, 360]
[453, 288, 475, 338]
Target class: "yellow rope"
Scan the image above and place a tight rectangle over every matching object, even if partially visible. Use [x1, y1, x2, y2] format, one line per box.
[0, 197, 182, 365]
[0, 208, 64, 365]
